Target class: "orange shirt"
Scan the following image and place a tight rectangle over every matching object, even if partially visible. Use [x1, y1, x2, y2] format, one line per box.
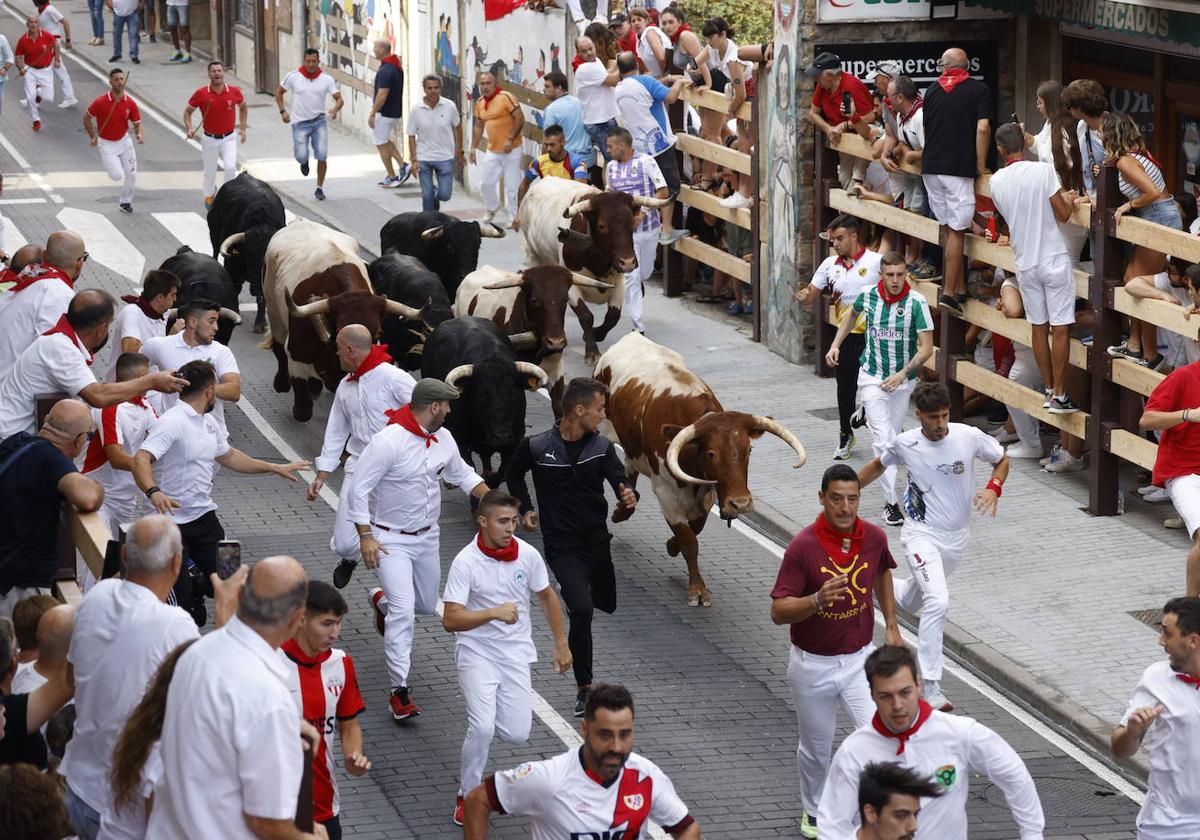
[473, 90, 520, 153]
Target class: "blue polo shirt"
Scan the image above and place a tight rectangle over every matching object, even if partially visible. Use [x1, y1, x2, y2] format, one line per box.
[543, 94, 593, 168]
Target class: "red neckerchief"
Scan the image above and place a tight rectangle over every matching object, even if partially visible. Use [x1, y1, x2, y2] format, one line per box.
[8, 263, 74, 294]
[347, 344, 393, 381]
[1177, 673, 1200, 690]
[476, 532, 519, 562]
[811, 512, 865, 568]
[43, 314, 93, 366]
[936, 67, 970, 93]
[618, 29, 637, 54]
[837, 247, 867, 270]
[130, 395, 151, 409]
[380, 54, 401, 71]
[899, 96, 923, 125]
[667, 22, 692, 45]
[571, 54, 585, 72]
[120, 294, 163, 320]
[282, 638, 333, 666]
[384, 404, 438, 447]
[0, 267, 18, 285]
[877, 279, 912, 305]
[480, 87, 502, 106]
[1136, 146, 1164, 172]
[298, 64, 322, 80]
[872, 700, 934, 755]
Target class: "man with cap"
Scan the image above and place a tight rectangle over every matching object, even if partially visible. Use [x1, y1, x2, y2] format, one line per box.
[347, 378, 488, 721]
[609, 13, 637, 57]
[806, 52, 877, 189]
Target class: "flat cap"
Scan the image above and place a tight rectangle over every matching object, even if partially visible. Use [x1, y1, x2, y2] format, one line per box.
[412, 377, 462, 404]
[804, 51, 842, 77]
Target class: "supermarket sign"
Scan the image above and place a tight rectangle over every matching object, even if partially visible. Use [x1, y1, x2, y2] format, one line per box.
[817, 0, 1005, 22]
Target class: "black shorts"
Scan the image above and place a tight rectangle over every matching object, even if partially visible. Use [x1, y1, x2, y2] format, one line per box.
[654, 148, 682, 197]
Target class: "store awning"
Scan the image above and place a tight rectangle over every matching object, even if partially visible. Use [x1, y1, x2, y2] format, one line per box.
[972, 0, 1200, 49]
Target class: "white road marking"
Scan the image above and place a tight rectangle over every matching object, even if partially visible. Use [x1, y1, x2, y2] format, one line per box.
[285, 208, 299, 223]
[0, 131, 66, 204]
[57, 207, 145, 283]
[153, 212, 214, 255]
[2, 216, 28, 254]
[0, 197, 48, 205]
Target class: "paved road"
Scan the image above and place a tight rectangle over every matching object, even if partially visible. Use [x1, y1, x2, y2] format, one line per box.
[0, 41, 1148, 838]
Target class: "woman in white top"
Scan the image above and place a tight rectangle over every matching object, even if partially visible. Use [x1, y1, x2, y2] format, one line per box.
[696, 17, 753, 208]
[628, 8, 666, 79]
[1023, 80, 1088, 263]
[659, 7, 714, 187]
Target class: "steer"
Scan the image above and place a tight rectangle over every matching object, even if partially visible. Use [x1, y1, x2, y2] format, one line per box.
[379, 211, 505, 300]
[261, 220, 423, 421]
[159, 246, 242, 345]
[368, 253, 452, 371]
[208, 172, 286, 333]
[420, 316, 547, 489]
[453, 264, 612, 412]
[594, 333, 807, 607]
[518, 177, 668, 364]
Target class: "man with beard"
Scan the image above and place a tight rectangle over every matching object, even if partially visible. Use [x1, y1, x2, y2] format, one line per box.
[133, 360, 309, 625]
[460, 683, 700, 838]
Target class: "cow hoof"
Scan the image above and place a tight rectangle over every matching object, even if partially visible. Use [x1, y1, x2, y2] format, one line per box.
[666, 536, 679, 557]
[273, 372, 291, 393]
[611, 504, 634, 523]
[687, 590, 713, 608]
[252, 321, 267, 335]
[584, 351, 599, 368]
[292, 406, 313, 422]
[307, 378, 323, 398]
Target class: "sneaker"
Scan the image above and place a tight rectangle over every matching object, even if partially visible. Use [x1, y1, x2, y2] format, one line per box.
[726, 301, 743, 315]
[883, 503, 904, 526]
[1039, 444, 1063, 467]
[181, 53, 192, 63]
[453, 794, 464, 826]
[87, 37, 103, 45]
[109, 54, 121, 62]
[989, 427, 1018, 444]
[1165, 516, 1186, 529]
[833, 433, 854, 461]
[1048, 394, 1081, 414]
[369, 586, 387, 636]
[58, 97, 78, 108]
[1143, 486, 1171, 503]
[1042, 389, 1053, 410]
[333, 557, 357, 589]
[1044, 450, 1085, 473]
[377, 175, 400, 188]
[910, 260, 938, 280]
[923, 683, 954, 713]
[149, 34, 156, 42]
[799, 811, 818, 839]
[938, 293, 963, 313]
[31, 120, 41, 132]
[1106, 340, 1143, 363]
[188, 591, 207, 627]
[743, 301, 754, 314]
[130, 56, 139, 64]
[119, 202, 133, 214]
[314, 187, 325, 201]
[1006, 441, 1044, 459]
[718, 191, 751, 209]
[483, 210, 496, 224]
[574, 687, 589, 718]
[395, 162, 413, 185]
[658, 227, 688, 245]
[1146, 353, 1167, 372]
[849, 404, 867, 429]
[389, 686, 421, 720]
[300, 161, 309, 177]
[169, 51, 183, 61]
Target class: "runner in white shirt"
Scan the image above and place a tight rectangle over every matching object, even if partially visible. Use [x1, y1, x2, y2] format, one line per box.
[276, 49, 343, 201]
[105, 269, 179, 381]
[443, 490, 570, 826]
[140, 298, 241, 439]
[34, 1, 75, 106]
[818, 645, 1044, 839]
[307, 325, 415, 590]
[858, 382, 1009, 712]
[0, 231, 87, 379]
[463, 683, 701, 839]
[349, 378, 487, 721]
[1112, 596, 1200, 839]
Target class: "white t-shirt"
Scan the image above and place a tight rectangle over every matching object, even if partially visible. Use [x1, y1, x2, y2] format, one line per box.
[82, 398, 157, 527]
[138, 400, 230, 525]
[637, 26, 668, 78]
[442, 536, 550, 666]
[36, 4, 65, 37]
[897, 107, 925, 150]
[0, 332, 96, 439]
[988, 160, 1068, 272]
[574, 59, 619, 125]
[107, 302, 166, 381]
[493, 748, 693, 840]
[407, 96, 460, 161]
[141, 332, 239, 439]
[708, 39, 751, 76]
[279, 70, 338, 123]
[313, 362, 415, 474]
[881, 422, 1004, 533]
[0, 275, 75, 379]
[810, 248, 883, 334]
[1032, 122, 1076, 188]
[614, 75, 675, 156]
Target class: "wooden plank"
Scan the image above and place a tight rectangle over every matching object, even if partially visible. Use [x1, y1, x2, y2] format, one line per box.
[325, 66, 372, 97]
[1110, 428, 1158, 471]
[55, 581, 83, 606]
[66, 508, 110, 581]
[829, 189, 941, 242]
[675, 134, 751, 175]
[1116, 216, 1200, 264]
[499, 80, 551, 110]
[952, 359, 1089, 438]
[960, 299, 1090, 371]
[321, 40, 379, 71]
[963, 234, 1090, 298]
[678, 185, 751, 230]
[679, 86, 752, 121]
[1112, 288, 1200, 342]
[674, 235, 750, 282]
[1110, 356, 1164, 398]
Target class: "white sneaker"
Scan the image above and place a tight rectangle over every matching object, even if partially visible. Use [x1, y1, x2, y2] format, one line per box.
[718, 191, 751, 209]
[989, 427, 1018, 444]
[58, 97, 78, 108]
[1044, 450, 1085, 473]
[1039, 444, 1063, 467]
[1006, 441, 1043, 459]
[1137, 484, 1160, 497]
[483, 210, 496, 224]
[922, 680, 954, 712]
[1142, 486, 1171, 503]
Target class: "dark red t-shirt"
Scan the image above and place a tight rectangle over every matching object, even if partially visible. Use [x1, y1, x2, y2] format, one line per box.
[15, 30, 57, 68]
[188, 84, 244, 135]
[811, 72, 874, 127]
[1147, 362, 1200, 486]
[87, 92, 141, 141]
[771, 519, 895, 655]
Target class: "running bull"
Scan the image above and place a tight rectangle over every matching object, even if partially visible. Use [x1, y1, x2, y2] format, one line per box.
[368, 253, 453, 371]
[379, 211, 505, 300]
[208, 172, 286, 333]
[158, 246, 242, 345]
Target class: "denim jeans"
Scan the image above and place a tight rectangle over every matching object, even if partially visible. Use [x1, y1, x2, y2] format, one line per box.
[65, 784, 102, 840]
[87, 0, 104, 37]
[291, 115, 328, 163]
[585, 118, 618, 163]
[419, 159, 454, 212]
[112, 11, 139, 58]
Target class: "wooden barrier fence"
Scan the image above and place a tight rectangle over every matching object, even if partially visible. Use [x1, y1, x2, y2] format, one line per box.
[812, 131, 1200, 515]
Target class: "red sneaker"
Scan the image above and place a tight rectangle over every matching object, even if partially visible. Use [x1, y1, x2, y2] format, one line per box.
[389, 686, 421, 720]
[369, 587, 386, 636]
[31, 120, 41, 132]
[453, 794, 464, 826]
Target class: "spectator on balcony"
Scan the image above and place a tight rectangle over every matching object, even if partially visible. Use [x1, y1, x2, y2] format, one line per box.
[0, 399, 102, 618]
[0, 614, 74, 770]
[1103, 111, 1184, 370]
[10, 603, 73, 696]
[878, 75, 932, 273]
[609, 12, 636, 56]
[697, 18, 754, 211]
[1021, 80, 1087, 263]
[920, 47, 991, 310]
[658, 6, 712, 182]
[0, 230, 88, 380]
[628, 8, 667, 79]
[573, 35, 620, 170]
[806, 51, 876, 191]
[11, 593, 57, 672]
[1061, 78, 1107, 203]
[469, 71, 524, 228]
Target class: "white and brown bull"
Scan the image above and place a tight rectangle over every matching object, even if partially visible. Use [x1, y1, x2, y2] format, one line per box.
[261, 219, 423, 421]
[594, 333, 807, 607]
[518, 177, 669, 364]
[453, 264, 613, 412]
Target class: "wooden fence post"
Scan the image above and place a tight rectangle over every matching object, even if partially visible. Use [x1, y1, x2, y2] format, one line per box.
[662, 98, 685, 298]
[1088, 163, 1124, 516]
[750, 85, 762, 342]
[935, 225, 967, 420]
[813, 135, 839, 378]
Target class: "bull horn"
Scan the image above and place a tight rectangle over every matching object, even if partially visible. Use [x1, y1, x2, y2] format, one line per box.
[563, 198, 595, 218]
[384, 298, 425, 320]
[630, 194, 672, 209]
[570, 272, 613, 290]
[478, 222, 506, 239]
[665, 422, 717, 487]
[218, 232, 246, 256]
[163, 308, 178, 321]
[218, 307, 243, 324]
[514, 361, 549, 389]
[483, 273, 526, 290]
[421, 226, 445, 241]
[444, 364, 474, 388]
[752, 416, 807, 469]
[508, 331, 539, 349]
[285, 289, 332, 319]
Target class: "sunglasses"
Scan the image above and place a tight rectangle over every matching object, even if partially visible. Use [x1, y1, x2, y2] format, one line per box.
[79, 251, 89, 263]
[77, 430, 95, 443]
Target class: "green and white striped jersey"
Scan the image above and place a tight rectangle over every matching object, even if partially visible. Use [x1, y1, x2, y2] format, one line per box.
[852, 285, 933, 379]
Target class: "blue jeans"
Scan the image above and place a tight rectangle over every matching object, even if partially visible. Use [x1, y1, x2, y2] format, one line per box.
[112, 12, 138, 58]
[66, 784, 102, 840]
[419, 159, 454, 212]
[585, 118, 618, 163]
[291, 115, 328, 163]
[87, 0, 104, 37]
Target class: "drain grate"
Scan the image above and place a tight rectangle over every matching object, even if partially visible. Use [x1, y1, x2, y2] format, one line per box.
[806, 407, 841, 422]
[981, 775, 1130, 816]
[1129, 608, 1163, 631]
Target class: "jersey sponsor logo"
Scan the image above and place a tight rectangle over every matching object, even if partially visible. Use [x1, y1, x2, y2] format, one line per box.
[622, 793, 644, 811]
[326, 675, 344, 697]
[506, 762, 535, 781]
[544, 452, 557, 461]
[935, 460, 965, 476]
[307, 714, 336, 735]
[858, 267, 868, 276]
[868, 326, 904, 340]
[570, 832, 626, 840]
[514, 569, 528, 585]
[934, 763, 958, 788]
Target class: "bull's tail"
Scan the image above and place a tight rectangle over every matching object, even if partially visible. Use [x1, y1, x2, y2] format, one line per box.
[258, 327, 274, 350]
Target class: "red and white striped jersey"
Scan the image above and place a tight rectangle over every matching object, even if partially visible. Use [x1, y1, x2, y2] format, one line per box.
[280, 640, 366, 822]
[82, 397, 157, 526]
[490, 747, 694, 840]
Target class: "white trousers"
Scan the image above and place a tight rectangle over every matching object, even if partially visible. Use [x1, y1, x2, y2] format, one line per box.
[200, 133, 238, 197]
[456, 651, 533, 795]
[786, 643, 875, 813]
[23, 66, 53, 121]
[858, 372, 914, 506]
[98, 136, 137, 205]
[624, 229, 659, 333]
[375, 526, 441, 688]
[1008, 345, 1042, 448]
[54, 60, 74, 102]
[480, 149, 521, 215]
[329, 464, 367, 561]
[893, 523, 969, 682]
